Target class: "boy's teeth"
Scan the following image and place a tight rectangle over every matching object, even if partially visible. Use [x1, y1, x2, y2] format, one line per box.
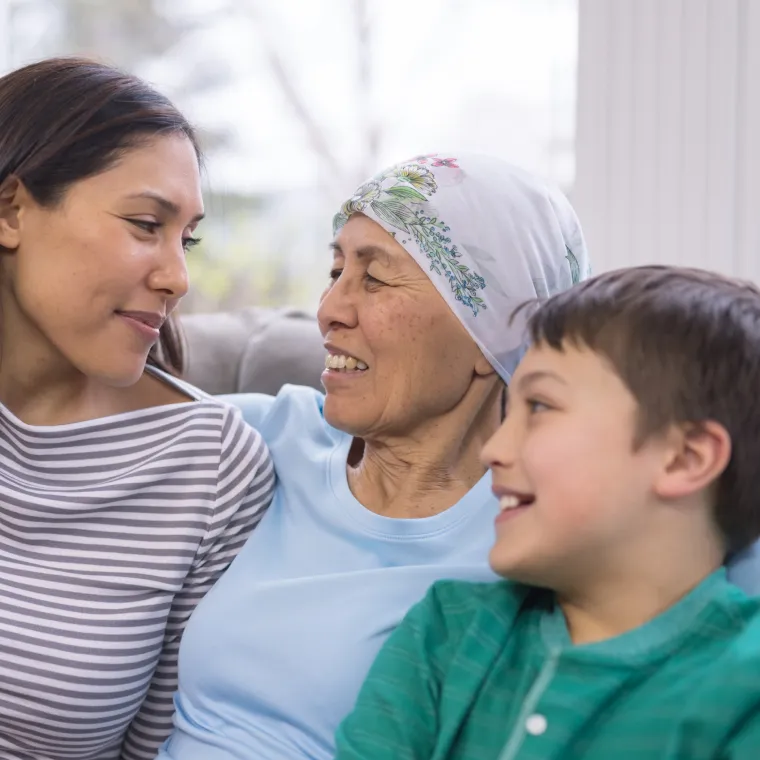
[499, 495, 522, 511]
[324, 353, 368, 371]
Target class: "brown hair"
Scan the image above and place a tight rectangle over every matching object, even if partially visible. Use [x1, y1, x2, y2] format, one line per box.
[526, 265, 760, 554]
[0, 57, 202, 375]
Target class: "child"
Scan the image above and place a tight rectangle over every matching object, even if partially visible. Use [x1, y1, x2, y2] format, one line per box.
[334, 266, 760, 760]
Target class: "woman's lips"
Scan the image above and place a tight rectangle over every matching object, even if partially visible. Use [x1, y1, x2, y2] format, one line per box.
[117, 310, 165, 329]
[116, 311, 164, 341]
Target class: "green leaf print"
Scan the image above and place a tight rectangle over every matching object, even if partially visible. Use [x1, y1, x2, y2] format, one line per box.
[566, 245, 581, 285]
[332, 212, 349, 235]
[333, 154, 489, 316]
[385, 185, 428, 203]
[370, 199, 418, 232]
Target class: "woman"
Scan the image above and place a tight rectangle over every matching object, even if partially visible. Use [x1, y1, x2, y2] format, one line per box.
[159, 153, 589, 760]
[0, 59, 274, 760]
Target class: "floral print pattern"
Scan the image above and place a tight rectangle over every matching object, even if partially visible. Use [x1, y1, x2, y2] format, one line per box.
[333, 154, 488, 317]
[565, 245, 581, 285]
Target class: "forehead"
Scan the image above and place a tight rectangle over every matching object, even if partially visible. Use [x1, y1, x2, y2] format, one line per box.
[513, 342, 621, 392]
[333, 214, 410, 262]
[75, 134, 203, 212]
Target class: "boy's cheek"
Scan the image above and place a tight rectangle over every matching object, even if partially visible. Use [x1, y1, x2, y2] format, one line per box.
[488, 510, 544, 578]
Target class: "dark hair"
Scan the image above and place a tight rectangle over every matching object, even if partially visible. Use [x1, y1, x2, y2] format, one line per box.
[0, 57, 202, 375]
[526, 265, 760, 555]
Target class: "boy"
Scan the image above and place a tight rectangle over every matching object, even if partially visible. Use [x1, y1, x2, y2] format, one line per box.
[334, 266, 760, 760]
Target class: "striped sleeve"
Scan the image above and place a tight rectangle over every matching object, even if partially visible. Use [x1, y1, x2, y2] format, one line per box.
[119, 407, 275, 760]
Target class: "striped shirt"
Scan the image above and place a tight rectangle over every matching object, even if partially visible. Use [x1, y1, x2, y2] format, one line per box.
[0, 373, 274, 760]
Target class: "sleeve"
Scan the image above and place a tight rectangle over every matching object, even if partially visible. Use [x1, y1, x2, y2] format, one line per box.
[675, 611, 760, 760]
[119, 406, 276, 760]
[715, 645, 760, 759]
[721, 720, 760, 759]
[217, 392, 277, 441]
[334, 583, 455, 760]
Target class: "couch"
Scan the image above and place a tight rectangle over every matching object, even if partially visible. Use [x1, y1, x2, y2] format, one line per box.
[180, 307, 324, 395]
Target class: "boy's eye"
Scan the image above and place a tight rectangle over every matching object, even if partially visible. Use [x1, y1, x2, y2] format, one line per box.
[329, 268, 343, 282]
[527, 399, 551, 414]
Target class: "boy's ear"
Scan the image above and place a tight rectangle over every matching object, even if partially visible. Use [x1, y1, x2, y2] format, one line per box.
[0, 175, 26, 251]
[653, 420, 731, 501]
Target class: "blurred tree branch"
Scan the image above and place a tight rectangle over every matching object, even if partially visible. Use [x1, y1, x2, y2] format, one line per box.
[45, 0, 235, 152]
[353, 0, 380, 180]
[244, 0, 345, 188]
[243, 0, 386, 191]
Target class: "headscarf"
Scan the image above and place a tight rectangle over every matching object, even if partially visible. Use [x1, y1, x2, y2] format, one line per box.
[332, 152, 590, 383]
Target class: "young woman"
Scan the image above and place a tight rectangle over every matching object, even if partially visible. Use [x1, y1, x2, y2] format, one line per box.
[0, 58, 274, 760]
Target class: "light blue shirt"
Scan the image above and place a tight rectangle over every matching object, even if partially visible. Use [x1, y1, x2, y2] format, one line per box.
[156, 385, 498, 760]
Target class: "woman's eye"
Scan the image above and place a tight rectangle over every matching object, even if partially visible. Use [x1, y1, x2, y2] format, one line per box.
[129, 219, 161, 234]
[326, 269, 383, 285]
[128, 219, 200, 251]
[182, 236, 201, 252]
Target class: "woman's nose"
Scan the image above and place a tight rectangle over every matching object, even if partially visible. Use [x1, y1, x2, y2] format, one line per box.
[317, 274, 359, 334]
[147, 242, 190, 299]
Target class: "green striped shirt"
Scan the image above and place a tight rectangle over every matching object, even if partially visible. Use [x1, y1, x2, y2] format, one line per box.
[335, 570, 760, 759]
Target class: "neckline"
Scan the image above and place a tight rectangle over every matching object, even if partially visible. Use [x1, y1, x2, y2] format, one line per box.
[327, 433, 495, 539]
[539, 568, 733, 661]
[0, 365, 207, 434]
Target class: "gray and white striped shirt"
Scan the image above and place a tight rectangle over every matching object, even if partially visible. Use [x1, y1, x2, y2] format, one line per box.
[0, 379, 274, 760]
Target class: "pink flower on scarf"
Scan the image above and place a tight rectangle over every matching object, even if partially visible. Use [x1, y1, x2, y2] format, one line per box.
[432, 157, 459, 168]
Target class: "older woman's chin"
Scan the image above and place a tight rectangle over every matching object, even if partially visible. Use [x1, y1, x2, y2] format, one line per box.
[321, 370, 375, 431]
[322, 395, 368, 436]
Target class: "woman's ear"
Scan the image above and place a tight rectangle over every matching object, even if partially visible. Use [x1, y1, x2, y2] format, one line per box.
[653, 420, 731, 501]
[0, 176, 25, 251]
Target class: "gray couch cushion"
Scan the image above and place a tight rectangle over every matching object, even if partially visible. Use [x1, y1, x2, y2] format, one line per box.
[180, 307, 324, 395]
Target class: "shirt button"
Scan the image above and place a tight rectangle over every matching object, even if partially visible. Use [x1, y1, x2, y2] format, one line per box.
[526, 713, 548, 736]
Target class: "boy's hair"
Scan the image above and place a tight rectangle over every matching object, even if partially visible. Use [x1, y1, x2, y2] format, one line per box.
[527, 265, 760, 555]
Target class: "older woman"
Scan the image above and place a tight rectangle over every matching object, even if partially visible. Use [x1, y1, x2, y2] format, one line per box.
[158, 153, 589, 760]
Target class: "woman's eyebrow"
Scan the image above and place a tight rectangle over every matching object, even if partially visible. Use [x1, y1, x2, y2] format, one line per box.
[355, 245, 392, 265]
[328, 242, 393, 266]
[125, 191, 205, 223]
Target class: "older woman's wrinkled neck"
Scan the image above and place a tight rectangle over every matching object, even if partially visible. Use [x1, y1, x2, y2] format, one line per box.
[346, 376, 504, 518]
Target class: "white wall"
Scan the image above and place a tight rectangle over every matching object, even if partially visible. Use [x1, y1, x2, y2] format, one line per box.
[574, 0, 760, 281]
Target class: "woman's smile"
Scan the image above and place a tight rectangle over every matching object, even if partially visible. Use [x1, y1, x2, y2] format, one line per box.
[116, 309, 165, 342]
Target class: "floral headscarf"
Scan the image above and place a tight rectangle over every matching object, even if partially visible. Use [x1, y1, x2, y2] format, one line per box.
[333, 152, 590, 382]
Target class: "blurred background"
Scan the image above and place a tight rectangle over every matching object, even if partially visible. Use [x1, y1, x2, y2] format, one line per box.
[2, 0, 756, 322]
[0, 0, 578, 313]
